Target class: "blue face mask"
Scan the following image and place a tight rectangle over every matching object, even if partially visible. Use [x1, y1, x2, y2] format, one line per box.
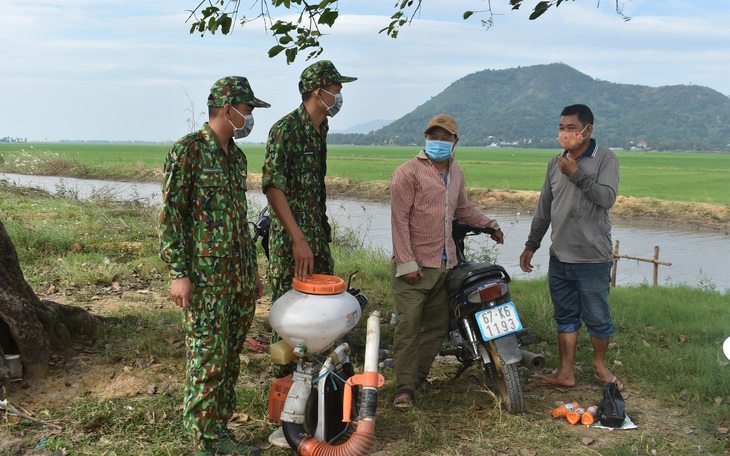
[424, 140, 454, 162]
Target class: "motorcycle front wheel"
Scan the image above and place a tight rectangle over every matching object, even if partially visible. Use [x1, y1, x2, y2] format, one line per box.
[484, 351, 524, 414]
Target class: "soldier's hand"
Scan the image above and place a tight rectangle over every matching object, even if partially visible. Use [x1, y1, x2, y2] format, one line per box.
[170, 277, 193, 308]
[519, 249, 534, 273]
[293, 239, 314, 280]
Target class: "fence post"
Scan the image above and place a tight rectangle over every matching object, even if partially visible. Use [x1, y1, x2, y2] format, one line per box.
[611, 240, 619, 287]
[612, 242, 671, 288]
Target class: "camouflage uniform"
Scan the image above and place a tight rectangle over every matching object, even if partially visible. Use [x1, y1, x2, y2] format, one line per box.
[158, 77, 269, 453]
[262, 103, 334, 301]
[262, 60, 357, 302]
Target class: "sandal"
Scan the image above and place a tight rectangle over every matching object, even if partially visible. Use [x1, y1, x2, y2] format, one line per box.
[393, 392, 414, 409]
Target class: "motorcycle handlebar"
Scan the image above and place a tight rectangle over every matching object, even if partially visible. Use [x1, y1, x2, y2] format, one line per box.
[452, 218, 496, 237]
[252, 207, 271, 242]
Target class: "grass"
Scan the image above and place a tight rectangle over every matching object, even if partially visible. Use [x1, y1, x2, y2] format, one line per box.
[2, 181, 730, 455]
[2, 143, 730, 205]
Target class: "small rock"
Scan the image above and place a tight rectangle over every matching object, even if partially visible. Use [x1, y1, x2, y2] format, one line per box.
[581, 437, 594, 446]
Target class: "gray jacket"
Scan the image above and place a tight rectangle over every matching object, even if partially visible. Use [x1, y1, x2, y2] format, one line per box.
[525, 141, 619, 263]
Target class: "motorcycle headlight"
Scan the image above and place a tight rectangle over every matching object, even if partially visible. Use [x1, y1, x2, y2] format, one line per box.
[467, 282, 509, 305]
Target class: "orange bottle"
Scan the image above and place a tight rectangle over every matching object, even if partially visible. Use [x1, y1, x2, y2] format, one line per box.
[581, 405, 599, 425]
[566, 407, 586, 425]
[551, 401, 580, 418]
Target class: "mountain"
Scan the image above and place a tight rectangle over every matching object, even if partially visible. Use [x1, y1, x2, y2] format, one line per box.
[329, 63, 730, 151]
[332, 119, 393, 134]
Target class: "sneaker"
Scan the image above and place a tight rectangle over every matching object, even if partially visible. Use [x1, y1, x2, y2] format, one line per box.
[268, 426, 290, 448]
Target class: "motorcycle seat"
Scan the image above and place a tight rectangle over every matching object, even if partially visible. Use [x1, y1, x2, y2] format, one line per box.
[446, 262, 510, 296]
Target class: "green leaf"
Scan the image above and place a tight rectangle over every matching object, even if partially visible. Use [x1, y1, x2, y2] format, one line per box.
[463, 11, 474, 20]
[201, 6, 219, 17]
[319, 10, 339, 27]
[285, 47, 298, 64]
[271, 20, 296, 34]
[268, 45, 286, 58]
[278, 35, 293, 44]
[220, 15, 232, 35]
[529, 1, 551, 20]
[207, 17, 218, 34]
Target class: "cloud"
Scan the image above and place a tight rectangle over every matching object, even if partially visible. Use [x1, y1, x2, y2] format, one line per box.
[1, 0, 728, 142]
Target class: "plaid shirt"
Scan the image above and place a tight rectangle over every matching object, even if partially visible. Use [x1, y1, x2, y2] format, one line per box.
[390, 151, 499, 276]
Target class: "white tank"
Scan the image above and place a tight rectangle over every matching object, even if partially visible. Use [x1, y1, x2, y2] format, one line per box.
[269, 275, 361, 354]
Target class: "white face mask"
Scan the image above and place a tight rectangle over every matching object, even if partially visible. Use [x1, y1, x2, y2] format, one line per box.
[229, 106, 254, 139]
[320, 89, 343, 117]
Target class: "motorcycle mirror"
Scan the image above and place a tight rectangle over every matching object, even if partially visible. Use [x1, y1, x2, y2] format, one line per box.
[723, 336, 730, 361]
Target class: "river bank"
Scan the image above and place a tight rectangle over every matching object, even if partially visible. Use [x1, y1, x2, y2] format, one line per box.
[2, 172, 728, 291]
[284, 175, 730, 233]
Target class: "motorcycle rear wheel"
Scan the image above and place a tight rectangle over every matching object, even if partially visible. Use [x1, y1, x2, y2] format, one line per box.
[484, 353, 524, 414]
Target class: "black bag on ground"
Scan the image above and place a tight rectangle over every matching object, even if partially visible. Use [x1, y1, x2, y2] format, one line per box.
[598, 381, 626, 428]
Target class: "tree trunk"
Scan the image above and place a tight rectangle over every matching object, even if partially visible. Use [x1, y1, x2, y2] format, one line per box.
[0, 219, 101, 391]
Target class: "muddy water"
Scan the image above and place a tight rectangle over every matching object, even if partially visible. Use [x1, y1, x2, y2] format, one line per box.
[2, 173, 728, 292]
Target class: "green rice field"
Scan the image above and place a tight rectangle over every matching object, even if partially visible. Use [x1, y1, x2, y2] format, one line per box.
[1, 142, 729, 205]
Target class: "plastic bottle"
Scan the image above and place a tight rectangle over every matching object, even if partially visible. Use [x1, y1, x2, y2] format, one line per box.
[551, 401, 580, 418]
[581, 405, 599, 425]
[566, 407, 586, 425]
[379, 358, 394, 369]
[269, 340, 296, 365]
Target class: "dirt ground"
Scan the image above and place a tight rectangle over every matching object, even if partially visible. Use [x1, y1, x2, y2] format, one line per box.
[4, 287, 729, 455]
[2, 175, 728, 454]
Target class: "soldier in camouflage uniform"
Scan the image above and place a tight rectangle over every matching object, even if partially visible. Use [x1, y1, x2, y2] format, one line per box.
[158, 76, 269, 456]
[262, 60, 357, 303]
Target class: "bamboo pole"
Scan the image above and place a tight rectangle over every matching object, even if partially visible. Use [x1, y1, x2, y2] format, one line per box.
[612, 242, 672, 287]
[613, 252, 672, 265]
[611, 240, 619, 287]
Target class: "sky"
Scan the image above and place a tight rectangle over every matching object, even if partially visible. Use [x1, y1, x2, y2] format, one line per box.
[2, 0, 729, 144]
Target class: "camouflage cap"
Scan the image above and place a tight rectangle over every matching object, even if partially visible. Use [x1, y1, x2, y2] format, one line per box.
[425, 114, 458, 137]
[299, 60, 357, 94]
[207, 76, 271, 108]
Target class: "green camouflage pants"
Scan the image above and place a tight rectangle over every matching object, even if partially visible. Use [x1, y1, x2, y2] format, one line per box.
[183, 290, 256, 450]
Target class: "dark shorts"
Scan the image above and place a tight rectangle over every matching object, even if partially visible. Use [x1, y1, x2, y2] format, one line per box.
[548, 256, 614, 339]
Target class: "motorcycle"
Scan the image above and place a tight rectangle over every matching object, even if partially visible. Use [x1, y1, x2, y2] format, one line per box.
[439, 219, 545, 414]
[252, 206, 382, 454]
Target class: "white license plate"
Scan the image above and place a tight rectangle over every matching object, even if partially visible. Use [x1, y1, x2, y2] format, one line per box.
[475, 302, 523, 341]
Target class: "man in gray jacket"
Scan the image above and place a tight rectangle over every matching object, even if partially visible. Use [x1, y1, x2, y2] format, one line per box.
[519, 104, 622, 390]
